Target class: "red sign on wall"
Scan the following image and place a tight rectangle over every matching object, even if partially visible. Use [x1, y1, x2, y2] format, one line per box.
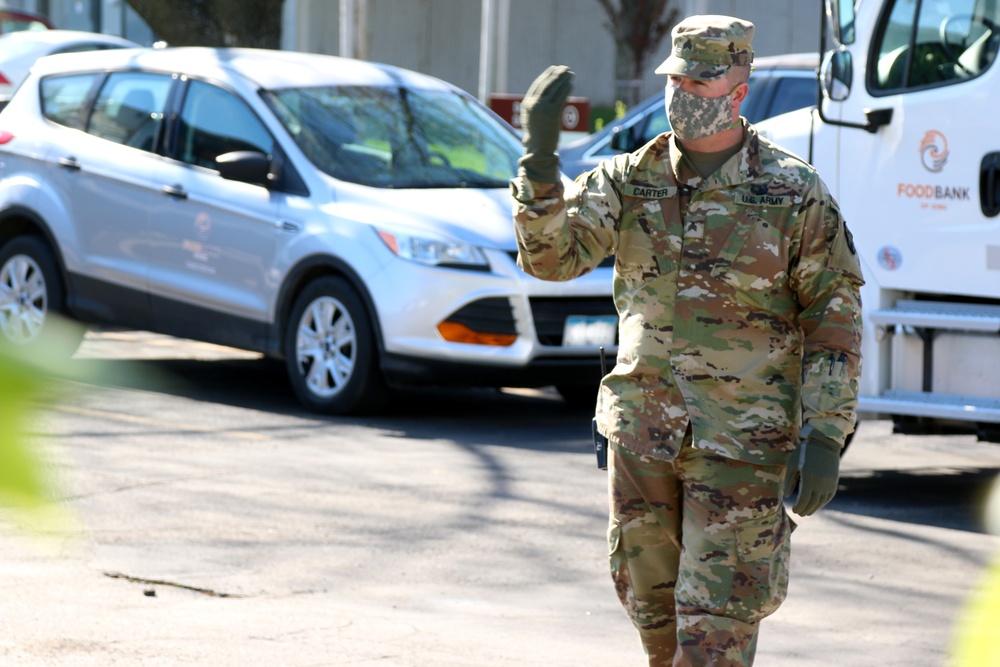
[489, 94, 590, 132]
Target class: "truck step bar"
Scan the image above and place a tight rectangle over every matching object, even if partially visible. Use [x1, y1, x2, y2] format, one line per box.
[860, 390, 1000, 423]
[868, 300, 1000, 332]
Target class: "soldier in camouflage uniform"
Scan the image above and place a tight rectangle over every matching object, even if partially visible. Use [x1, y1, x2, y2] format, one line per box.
[511, 15, 864, 667]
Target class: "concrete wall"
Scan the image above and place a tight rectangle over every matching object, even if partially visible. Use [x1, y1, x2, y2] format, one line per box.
[34, 0, 822, 110]
[287, 0, 823, 109]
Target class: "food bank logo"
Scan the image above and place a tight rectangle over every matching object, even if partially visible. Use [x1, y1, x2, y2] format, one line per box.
[897, 129, 969, 206]
[919, 130, 948, 172]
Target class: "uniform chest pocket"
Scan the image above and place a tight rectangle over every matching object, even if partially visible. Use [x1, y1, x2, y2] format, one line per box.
[709, 207, 795, 312]
[616, 198, 679, 287]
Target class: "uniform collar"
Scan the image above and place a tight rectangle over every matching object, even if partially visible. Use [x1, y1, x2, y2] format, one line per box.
[668, 118, 763, 192]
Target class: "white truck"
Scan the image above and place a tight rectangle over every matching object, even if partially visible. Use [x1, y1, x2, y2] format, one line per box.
[756, 0, 1000, 441]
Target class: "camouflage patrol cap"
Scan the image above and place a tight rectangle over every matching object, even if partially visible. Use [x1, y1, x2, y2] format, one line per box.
[655, 15, 755, 80]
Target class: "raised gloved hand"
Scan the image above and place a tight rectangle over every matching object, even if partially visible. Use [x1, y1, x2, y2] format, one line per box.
[517, 65, 573, 184]
[784, 428, 843, 516]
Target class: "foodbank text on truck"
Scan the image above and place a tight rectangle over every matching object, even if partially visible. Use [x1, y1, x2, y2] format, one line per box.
[757, 0, 1000, 440]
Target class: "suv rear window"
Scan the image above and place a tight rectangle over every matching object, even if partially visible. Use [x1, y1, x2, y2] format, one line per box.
[40, 73, 99, 127]
[85, 72, 171, 151]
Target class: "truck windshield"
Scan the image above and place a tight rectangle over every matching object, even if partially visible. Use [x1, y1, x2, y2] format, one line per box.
[262, 85, 521, 189]
[872, 0, 1000, 91]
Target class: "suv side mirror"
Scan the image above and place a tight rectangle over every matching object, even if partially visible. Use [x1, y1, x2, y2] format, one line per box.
[609, 125, 632, 152]
[216, 150, 272, 187]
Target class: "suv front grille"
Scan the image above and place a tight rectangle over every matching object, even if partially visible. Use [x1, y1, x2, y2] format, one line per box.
[529, 297, 618, 346]
[443, 297, 516, 334]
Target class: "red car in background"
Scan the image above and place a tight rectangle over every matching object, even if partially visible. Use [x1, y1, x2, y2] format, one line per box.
[0, 9, 53, 34]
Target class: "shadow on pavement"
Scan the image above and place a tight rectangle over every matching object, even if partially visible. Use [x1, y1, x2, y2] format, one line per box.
[61, 354, 598, 456]
[64, 355, 593, 415]
[831, 467, 1000, 534]
[64, 356, 302, 412]
[64, 351, 1000, 535]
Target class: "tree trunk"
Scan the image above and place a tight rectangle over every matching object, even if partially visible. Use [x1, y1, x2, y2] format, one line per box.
[597, 0, 678, 110]
[614, 41, 643, 108]
[127, 0, 284, 48]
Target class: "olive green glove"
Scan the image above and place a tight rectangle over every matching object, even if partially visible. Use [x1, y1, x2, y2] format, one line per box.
[784, 429, 842, 516]
[517, 65, 573, 184]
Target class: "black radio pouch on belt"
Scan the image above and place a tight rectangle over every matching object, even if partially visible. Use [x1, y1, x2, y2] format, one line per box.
[593, 346, 609, 470]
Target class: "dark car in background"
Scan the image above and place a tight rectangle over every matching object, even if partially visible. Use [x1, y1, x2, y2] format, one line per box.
[558, 53, 820, 178]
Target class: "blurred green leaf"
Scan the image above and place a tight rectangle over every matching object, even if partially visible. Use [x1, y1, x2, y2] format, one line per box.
[952, 557, 1000, 666]
[0, 338, 78, 539]
[0, 351, 48, 504]
[951, 477, 1000, 665]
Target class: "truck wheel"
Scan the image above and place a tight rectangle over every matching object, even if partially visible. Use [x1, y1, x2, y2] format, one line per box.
[283, 276, 388, 415]
[0, 236, 85, 357]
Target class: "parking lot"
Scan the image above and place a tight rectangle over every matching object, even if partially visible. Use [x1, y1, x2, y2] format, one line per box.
[1, 329, 999, 666]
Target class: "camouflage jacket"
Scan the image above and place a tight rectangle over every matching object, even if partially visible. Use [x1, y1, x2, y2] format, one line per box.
[512, 121, 864, 465]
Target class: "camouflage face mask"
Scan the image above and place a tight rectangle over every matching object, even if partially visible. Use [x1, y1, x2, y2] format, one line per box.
[664, 83, 737, 141]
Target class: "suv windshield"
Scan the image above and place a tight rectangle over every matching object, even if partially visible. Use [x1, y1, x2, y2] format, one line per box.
[263, 85, 521, 189]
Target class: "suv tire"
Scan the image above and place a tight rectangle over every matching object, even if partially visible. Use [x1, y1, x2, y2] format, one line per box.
[283, 276, 388, 415]
[0, 235, 85, 357]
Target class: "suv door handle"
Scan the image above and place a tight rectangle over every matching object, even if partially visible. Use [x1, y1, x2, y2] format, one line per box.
[57, 156, 81, 171]
[276, 219, 301, 232]
[161, 184, 188, 200]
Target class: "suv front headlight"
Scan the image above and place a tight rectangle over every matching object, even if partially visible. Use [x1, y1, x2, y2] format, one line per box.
[375, 228, 488, 270]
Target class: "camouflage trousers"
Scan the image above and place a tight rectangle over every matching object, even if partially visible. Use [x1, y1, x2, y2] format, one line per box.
[608, 439, 792, 667]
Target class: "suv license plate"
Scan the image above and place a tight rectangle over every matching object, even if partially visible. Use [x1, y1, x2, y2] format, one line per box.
[562, 315, 617, 347]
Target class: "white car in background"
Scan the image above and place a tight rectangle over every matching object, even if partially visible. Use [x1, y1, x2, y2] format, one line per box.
[0, 47, 615, 414]
[0, 29, 140, 104]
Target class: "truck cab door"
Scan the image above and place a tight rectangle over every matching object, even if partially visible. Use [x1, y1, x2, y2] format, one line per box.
[839, 0, 1000, 298]
[832, 0, 1000, 424]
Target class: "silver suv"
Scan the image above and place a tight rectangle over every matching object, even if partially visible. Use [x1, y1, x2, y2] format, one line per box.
[0, 47, 615, 414]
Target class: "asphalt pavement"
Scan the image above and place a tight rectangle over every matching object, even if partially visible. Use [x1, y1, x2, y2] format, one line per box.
[2, 330, 999, 666]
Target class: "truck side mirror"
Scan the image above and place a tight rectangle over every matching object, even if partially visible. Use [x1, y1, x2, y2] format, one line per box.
[822, 49, 853, 102]
[826, 0, 856, 45]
